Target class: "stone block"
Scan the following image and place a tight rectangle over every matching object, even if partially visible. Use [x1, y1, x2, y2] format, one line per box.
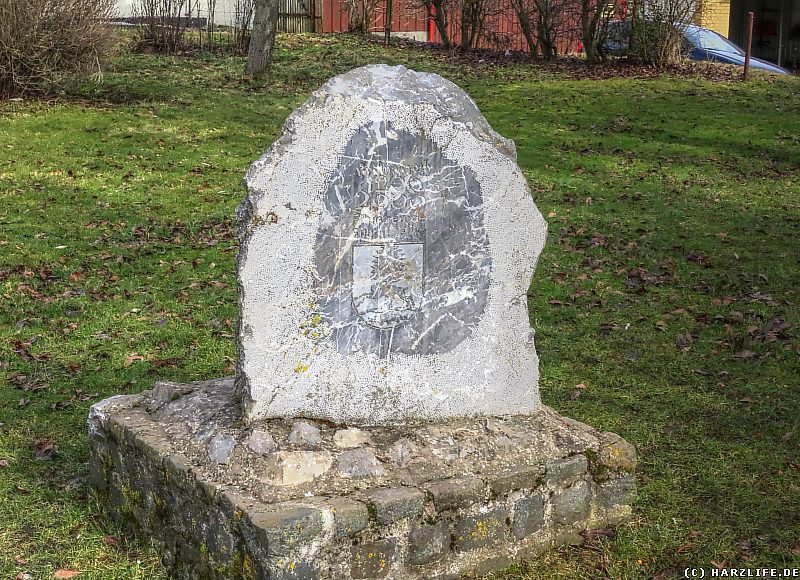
[597, 432, 637, 473]
[488, 464, 544, 495]
[545, 455, 588, 487]
[362, 487, 425, 524]
[512, 494, 545, 539]
[337, 448, 385, 478]
[423, 477, 484, 511]
[474, 554, 514, 576]
[551, 480, 591, 526]
[334, 428, 372, 449]
[598, 475, 636, 508]
[250, 504, 324, 554]
[270, 558, 320, 579]
[208, 433, 236, 464]
[351, 540, 396, 579]
[263, 450, 333, 486]
[288, 421, 324, 448]
[385, 438, 418, 468]
[247, 429, 277, 454]
[407, 521, 450, 566]
[328, 497, 370, 538]
[453, 507, 509, 552]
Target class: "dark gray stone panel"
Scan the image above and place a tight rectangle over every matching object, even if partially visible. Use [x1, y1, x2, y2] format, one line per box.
[488, 464, 544, 496]
[423, 476, 485, 511]
[314, 121, 491, 359]
[512, 494, 545, 539]
[351, 539, 397, 579]
[362, 486, 425, 524]
[407, 521, 450, 566]
[250, 505, 324, 554]
[551, 480, 591, 526]
[453, 507, 509, 552]
[328, 497, 370, 538]
[545, 455, 588, 487]
[598, 475, 636, 507]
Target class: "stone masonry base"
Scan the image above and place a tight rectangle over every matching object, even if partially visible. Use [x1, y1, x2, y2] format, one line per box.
[88, 378, 636, 579]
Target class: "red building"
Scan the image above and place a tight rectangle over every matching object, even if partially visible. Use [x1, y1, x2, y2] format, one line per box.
[302, 0, 581, 53]
[281, 0, 798, 66]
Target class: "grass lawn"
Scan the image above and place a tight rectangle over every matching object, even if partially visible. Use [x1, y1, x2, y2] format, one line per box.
[1, 33, 799, 579]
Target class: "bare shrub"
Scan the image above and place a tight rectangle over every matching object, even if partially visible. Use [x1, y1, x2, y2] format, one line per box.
[509, 0, 539, 55]
[580, 0, 619, 62]
[415, 0, 452, 47]
[457, 0, 489, 48]
[347, 0, 381, 33]
[205, 0, 218, 47]
[233, 0, 255, 54]
[510, 0, 575, 57]
[627, 0, 701, 66]
[134, 0, 189, 53]
[412, 0, 495, 50]
[0, 0, 117, 97]
[534, 0, 576, 57]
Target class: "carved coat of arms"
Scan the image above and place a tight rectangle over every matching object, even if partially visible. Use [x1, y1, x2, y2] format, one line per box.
[314, 121, 491, 358]
[352, 242, 424, 329]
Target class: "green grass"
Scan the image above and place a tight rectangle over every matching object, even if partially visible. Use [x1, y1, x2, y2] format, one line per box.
[1, 33, 799, 579]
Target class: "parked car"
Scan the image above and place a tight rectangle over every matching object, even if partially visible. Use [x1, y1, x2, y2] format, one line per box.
[603, 21, 791, 74]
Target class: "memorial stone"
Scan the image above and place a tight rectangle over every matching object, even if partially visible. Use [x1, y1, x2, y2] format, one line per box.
[236, 64, 546, 423]
[88, 65, 637, 579]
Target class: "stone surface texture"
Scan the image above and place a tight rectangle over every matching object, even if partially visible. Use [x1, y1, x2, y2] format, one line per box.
[88, 378, 636, 579]
[237, 64, 547, 424]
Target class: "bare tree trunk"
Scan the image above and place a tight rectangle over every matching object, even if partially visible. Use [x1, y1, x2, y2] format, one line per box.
[246, 0, 280, 77]
[509, 0, 537, 57]
[431, 0, 450, 47]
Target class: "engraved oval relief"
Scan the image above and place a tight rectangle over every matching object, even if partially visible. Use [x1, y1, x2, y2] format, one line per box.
[314, 121, 491, 358]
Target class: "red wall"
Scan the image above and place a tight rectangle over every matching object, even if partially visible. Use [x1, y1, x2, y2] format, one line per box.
[318, 0, 582, 55]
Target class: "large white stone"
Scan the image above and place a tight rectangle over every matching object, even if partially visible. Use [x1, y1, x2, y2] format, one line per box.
[237, 64, 547, 424]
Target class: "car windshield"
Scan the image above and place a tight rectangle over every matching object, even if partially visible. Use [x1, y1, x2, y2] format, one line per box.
[685, 28, 743, 54]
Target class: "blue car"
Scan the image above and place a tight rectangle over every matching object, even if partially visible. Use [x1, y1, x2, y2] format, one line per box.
[604, 21, 791, 74]
[683, 24, 789, 74]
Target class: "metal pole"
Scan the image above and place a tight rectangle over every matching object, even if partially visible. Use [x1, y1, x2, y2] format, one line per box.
[743, 11, 754, 81]
[385, 0, 393, 45]
[777, 0, 783, 67]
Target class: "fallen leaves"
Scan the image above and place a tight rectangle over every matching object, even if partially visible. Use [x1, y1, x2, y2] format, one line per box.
[686, 250, 710, 267]
[124, 352, 145, 366]
[34, 438, 58, 460]
[581, 527, 615, 542]
[54, 570, 81, 579]
[12, 340, 50, 362]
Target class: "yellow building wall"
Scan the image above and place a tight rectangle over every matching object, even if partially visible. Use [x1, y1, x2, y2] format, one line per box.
[694, 0, 732, 36]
